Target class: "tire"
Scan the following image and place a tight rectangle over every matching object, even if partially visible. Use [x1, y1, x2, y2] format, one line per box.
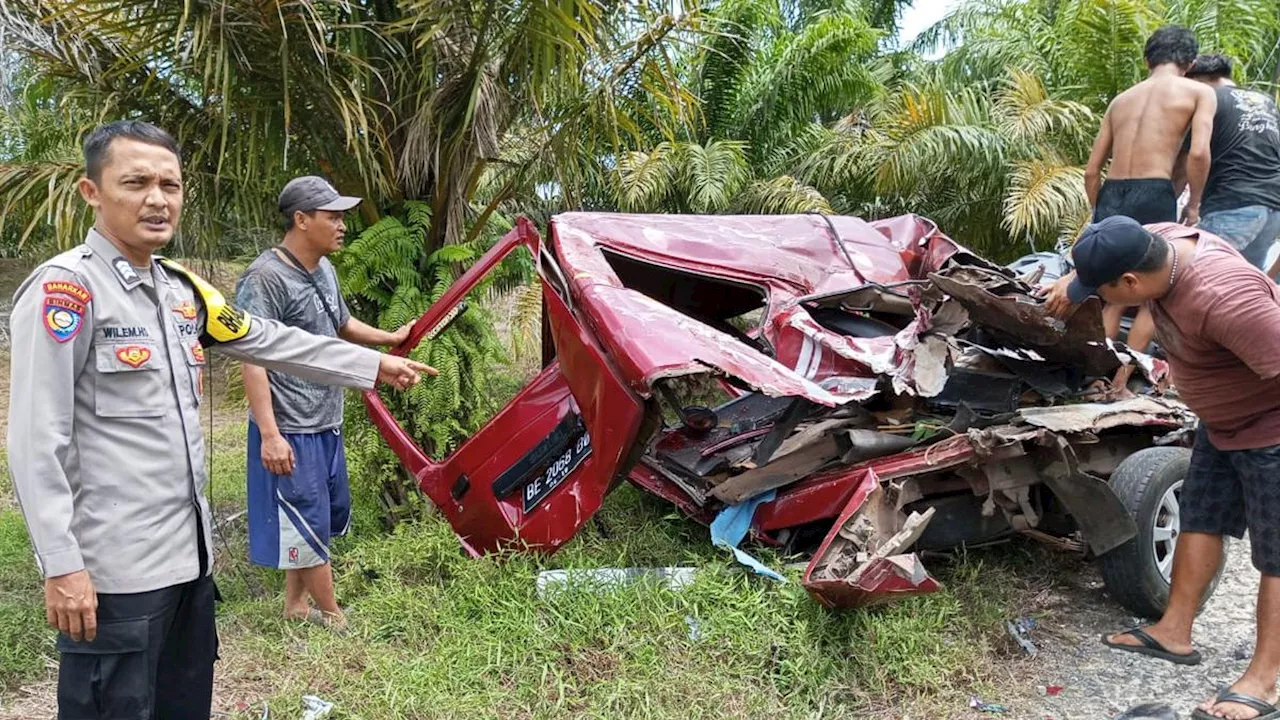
[1097, 447, 1226, 619]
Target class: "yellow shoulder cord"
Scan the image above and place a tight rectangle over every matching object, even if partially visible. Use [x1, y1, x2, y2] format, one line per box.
[157, 258, 253, 345]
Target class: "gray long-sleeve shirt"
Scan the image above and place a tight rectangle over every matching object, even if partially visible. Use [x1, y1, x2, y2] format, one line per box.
[6, 229, 382, 594]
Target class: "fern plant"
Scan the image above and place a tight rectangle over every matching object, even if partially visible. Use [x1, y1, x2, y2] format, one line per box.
[334, 201, 529, 459]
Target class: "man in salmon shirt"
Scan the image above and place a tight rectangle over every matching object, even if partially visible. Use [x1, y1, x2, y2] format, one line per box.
[1054, 216, 1280, 720]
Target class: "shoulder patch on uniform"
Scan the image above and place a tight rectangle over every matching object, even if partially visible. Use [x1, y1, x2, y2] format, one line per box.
[43, 281, 92, 304]
[41, 281, 91, 343]
[158, 258, 252, 343]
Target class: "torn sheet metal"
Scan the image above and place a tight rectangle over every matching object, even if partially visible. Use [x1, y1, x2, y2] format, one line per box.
[1017, 397, 1195, 433]
[930, 267, 1122, 378]
[801, 470, 942, 608]
[772, 304, 954, 399]
[575, 284, 855, 406]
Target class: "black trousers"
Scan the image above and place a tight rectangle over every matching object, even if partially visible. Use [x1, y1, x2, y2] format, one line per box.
[56, 575, 218, 720]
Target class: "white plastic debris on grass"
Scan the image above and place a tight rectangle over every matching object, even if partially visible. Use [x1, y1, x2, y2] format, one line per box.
[536, 567, 698, 598]
[301, 695, 334, 720]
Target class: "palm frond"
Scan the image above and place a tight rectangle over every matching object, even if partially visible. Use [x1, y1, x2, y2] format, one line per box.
[1002, 156, 1088, 243]
[734, 175, 834, 214]
[680, 140, 750, 213]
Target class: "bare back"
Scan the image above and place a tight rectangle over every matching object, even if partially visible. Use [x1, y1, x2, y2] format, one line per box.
[1104, 74, 1209, 179]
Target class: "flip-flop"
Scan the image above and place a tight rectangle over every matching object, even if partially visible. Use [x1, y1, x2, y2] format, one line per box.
[1100, 628, 1202, 665]
[285, 608, 328, 626]
[1191, 690, 1280, 720]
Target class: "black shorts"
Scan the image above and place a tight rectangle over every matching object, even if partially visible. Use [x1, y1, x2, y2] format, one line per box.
[1094, 178, 1178, 224]
[1181, 427, 1280, 576]
[56, 575, 219, 720]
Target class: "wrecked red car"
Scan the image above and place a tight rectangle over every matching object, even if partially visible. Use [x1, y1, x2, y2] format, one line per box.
[367, 212, 1209, 618]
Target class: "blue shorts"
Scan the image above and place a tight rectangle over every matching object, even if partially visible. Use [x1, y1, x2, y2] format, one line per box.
[247, 422, 351, 569]
[1199, 205, 1280, 271]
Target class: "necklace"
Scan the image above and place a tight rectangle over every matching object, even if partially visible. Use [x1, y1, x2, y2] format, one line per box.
[1168, 245, 1180, 289]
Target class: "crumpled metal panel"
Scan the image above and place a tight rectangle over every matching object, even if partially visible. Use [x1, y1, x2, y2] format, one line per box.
[1017, 397, 1196, 433]
[553, 212, 911, 297]
[800, 469, 943, 608]
[770, 304, 952, 398]
[550, 213, 974, 403]
[574, 283, 855, 405]
[930, 267, 1122, 378]
[869, 213, 963, 279]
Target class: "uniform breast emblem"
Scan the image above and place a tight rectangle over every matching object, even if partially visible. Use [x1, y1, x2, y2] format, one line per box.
[116, 345, 153, 368]
[172, 300, 198, 320]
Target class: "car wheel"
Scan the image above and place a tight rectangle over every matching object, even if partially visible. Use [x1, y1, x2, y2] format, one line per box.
[1097, 447, 1225, 619]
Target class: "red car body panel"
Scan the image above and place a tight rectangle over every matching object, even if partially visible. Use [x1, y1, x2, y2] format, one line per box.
[366, 218, 644, 554]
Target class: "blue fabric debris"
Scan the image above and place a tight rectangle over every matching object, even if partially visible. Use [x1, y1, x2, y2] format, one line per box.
[710, 490, 786, 582]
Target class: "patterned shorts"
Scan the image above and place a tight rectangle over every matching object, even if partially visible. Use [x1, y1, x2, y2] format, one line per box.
[1182, 426, 1280, 575]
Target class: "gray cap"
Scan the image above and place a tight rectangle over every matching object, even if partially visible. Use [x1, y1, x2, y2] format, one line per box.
[278, 176, 362, 217]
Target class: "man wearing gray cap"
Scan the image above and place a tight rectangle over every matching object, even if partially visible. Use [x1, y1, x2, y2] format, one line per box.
[234, 176, 413, 628]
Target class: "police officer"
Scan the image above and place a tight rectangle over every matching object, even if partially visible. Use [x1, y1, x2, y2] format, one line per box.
[6, 120, 433, 719]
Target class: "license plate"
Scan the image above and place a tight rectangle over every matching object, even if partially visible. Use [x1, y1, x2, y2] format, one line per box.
[523, 429, 593, 513]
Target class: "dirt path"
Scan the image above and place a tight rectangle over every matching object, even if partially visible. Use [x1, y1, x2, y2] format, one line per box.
[1015, 539, 1259, 720]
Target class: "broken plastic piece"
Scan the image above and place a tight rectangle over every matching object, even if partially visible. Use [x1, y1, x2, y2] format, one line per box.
[301, 696, 334, 720]
[710, 491, 786, 582]
[969, 696, 1009, 714]
[536, 567, 698, 598]
[1006, 616, 1038, 656]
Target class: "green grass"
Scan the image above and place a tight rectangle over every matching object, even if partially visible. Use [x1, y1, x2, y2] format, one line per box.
[0, 508, 52, 689]
[0, 416, 1048, 718]
[201, 476, 1035, 719]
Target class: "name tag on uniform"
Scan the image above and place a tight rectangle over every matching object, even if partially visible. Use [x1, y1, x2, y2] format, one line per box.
[101, 326, 150, 340]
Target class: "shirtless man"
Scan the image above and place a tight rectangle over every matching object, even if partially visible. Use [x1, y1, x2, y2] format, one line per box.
[1086, 25, 1216, 227]
[1045, 26, 1217, 381]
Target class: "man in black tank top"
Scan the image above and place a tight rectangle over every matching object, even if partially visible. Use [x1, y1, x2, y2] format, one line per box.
[1182, 54, 1280, 273]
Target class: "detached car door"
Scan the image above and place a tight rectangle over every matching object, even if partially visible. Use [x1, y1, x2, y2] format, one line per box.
[364, 218, 646, 555]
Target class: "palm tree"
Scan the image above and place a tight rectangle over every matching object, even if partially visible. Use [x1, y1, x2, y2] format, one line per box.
[610, 0, 885, 214]
[917, 0, 1280, 105]
[782, 68, 1094, 256]
[0, 0, 700, 255]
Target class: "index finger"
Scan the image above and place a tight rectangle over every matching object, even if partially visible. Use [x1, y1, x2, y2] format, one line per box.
[406, 360, 439, 376]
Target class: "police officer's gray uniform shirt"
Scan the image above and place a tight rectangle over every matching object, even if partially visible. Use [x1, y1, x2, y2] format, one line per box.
[234, 251, 350, 433]
[6, 229, 382, 594]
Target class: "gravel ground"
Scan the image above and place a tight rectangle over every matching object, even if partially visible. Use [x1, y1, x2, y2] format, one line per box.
[1012, 537, 1260, 720]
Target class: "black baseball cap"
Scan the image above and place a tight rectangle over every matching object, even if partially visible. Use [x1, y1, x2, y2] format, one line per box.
[1067, 216, 1156, 303]
[278, 176, 362, 217]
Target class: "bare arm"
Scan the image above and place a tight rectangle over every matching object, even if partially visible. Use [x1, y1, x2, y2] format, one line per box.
[242, 363, 294, 475]
[1172, 150, 1189, 197]
[339, 317, 410, 347]
[1084, 107, 1114, 208]
[1182, 86, 1218, 225]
